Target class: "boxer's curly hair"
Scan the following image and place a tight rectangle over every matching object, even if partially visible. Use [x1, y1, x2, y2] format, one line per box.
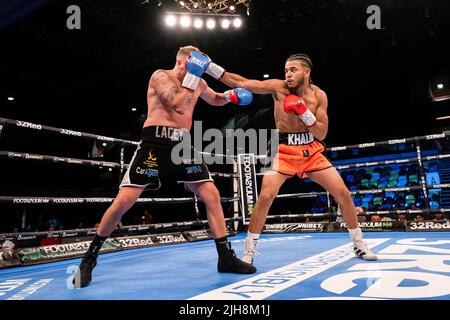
[286, 53, 313, 70]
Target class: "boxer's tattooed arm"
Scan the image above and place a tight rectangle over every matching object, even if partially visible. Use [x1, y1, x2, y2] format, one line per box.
[152, 72, 184, 109]
[199, 85, 227, 106]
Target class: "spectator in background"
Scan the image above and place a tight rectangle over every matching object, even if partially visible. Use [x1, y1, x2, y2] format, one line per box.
[415, 214, 425, 222]
[397, 213, 407, 222]
[130, 209, 153, 225]
[143, 209, 153, 224]
[433, 213, 445, 221]
[356, 207, 367, 222]
[370, 215, 382, 222]
[40, 224, 61, 246]
[47, 213, 62, 230]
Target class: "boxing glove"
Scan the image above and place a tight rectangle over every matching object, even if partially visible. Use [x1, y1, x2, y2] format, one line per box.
[283, 94, 317, 127]
[224, 88, 253, 106]
[182, 51, 225, 90]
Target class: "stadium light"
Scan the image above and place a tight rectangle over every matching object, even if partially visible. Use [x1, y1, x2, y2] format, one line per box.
[180, 15, 191, 28]
[221, 19, 230, 29]
[193, 18, 203, 29]
[165, 14, 176, 27]
[206, 18, 216, 29]
[163, 12, 243, 31]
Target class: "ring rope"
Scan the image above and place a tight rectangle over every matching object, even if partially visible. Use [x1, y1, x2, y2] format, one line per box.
[1, 117, 448, 157]
[2, 149, 443, 177]
[0, 151, 237, 178]
[0, 217, 240, 242]
[2, 183, 447, 205]
[0, 117, 138, 147]
[0, 196, 240, 204]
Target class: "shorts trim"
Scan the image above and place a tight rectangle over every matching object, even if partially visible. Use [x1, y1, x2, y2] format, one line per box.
[178, 178, 214, 184]
[120, 180, 161, 191]
[303, 165, 333, 174]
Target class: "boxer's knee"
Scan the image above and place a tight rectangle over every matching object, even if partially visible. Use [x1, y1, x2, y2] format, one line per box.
[333, 187, 352, 205]
[112, 190, 139, 213]
[197, 183, 221, 204]
[258, 188, 278, 205]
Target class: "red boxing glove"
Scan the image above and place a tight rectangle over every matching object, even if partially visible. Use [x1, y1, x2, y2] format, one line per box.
[283, 94, 317, 127]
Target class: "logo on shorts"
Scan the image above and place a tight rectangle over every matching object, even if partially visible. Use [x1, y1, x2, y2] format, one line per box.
[143, 150, 158, 168]
[302, 150, 310, 157]
[136, 167, 159, 177]
[185, 165, 202, 174]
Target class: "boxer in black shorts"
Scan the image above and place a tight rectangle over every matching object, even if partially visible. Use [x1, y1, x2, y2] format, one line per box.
[73, 46, 256, 288]
[121, 126, 213, 190]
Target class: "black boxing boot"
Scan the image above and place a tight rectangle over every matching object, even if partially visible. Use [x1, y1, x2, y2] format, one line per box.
[215, 237, 257, 274]
[73, 233, 106, 288]
[73, 251, 97, 288]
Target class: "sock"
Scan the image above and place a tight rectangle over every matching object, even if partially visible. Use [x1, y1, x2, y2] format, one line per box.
[247, 231, 260, 241]
[214, 236, 231, 255]
[348, 227, 362, 243]
[86, 233, 107, 256]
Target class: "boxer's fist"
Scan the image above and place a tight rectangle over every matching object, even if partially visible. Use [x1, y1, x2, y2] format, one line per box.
[185, 51, 211, 77]
[224, 88, 253, 106]
[283, 94, 316, 127]
[284, 94, 307, 115]
[185, 51, 225, 79]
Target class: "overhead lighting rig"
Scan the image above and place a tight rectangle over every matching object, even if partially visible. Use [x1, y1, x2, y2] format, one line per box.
[174, 0, 251, 14]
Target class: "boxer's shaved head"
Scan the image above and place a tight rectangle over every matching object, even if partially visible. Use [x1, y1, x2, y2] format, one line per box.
[286, 54, 313, 70]
[177, 45, 201, 59]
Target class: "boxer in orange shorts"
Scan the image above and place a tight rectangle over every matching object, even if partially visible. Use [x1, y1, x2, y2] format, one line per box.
[197, 52, 378, 265]
[270, 132, 332, 178]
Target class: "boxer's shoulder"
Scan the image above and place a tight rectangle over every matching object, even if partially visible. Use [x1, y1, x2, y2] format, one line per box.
[311, 84, 325, 94]
[311, 84, 327, 101]
[273, 80, 290, 96]
[150, 69, 171, 82]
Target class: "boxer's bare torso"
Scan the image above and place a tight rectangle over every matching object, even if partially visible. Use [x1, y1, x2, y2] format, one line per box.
[270, 82, 324, 132]
[144, 69, 207, 131]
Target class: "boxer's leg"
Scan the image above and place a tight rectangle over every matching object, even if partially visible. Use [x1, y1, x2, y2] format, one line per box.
[242, 170, 290, 264]
[73, 186, 145, 288]
[186, 181, 256, 274]
[306, 167, 378, 260]
[97, 186, 145, 237]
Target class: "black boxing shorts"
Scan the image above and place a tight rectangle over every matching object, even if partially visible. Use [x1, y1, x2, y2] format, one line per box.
[120, 125, 213, 190]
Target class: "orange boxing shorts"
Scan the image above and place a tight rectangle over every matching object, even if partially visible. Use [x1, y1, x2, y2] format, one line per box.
[265, 131, 333, 178]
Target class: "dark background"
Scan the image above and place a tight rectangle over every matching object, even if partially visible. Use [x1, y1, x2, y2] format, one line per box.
[1, 0, 450, 142]
[0, 0, 449, 230]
